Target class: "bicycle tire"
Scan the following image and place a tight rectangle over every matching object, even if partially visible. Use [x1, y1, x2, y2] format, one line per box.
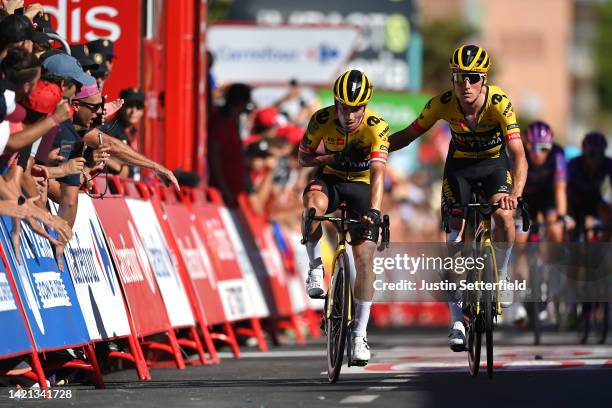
[326, 251, 350, 383]
[465, 268, 481, 377]
[483, 246, 494, 379]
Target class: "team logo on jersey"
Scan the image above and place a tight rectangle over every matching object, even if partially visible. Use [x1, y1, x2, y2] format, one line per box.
[491, 94, 505, 105]
[316, 110, 330, 124]
[440, 91, 453, 104]
[366, 116, 381, 126]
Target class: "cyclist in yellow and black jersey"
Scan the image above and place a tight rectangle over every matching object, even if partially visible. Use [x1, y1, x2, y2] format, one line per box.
[299, 70, 389, 366]
[390, 45, 528, 352]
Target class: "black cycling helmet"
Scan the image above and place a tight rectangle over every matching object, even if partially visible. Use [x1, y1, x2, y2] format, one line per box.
[333, 69, 373, 107]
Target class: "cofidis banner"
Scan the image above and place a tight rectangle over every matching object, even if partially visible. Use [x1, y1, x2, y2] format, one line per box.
[0, 218, 89, 350]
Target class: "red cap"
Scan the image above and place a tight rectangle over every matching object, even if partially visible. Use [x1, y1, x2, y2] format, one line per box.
[253, 107, 279, 129]
[22, 81, 62, 114]
[276, 125, 304, 145]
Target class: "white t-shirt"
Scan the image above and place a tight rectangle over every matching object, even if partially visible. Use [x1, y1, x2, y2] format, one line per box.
[0, 90, 18, 155]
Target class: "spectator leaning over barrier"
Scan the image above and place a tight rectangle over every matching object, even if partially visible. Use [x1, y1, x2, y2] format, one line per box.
[0, 49, 72, 245]
[101, 87, 145, 177]
[208, 83, 252, 207]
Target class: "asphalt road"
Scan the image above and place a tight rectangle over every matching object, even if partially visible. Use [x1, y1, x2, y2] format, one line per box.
[1, 328, 611, 407]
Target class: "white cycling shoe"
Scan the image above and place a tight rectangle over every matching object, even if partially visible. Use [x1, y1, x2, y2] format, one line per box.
[498, 279, 513, 308]
[448, 321, 466, 352]
[306, 264, 325, 298]
[350, 334, 370, 366]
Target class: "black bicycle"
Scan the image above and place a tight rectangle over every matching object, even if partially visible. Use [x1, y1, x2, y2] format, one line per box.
[302, 203, 389, 383]
[443, 194, 530, 378]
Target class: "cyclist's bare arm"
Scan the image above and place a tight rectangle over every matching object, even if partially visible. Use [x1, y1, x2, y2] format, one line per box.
[369, 161, 385, 211]
[298, 150, 335, 168]
[506, 138, 528, 198]
[389, 125, 423, 153]
[554, 179, 568, 216]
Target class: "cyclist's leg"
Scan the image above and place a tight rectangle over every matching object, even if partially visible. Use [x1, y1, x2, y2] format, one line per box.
[441, 161, 472, 350]
[302, 175, 339, 297]
[339, 181, 375, 362]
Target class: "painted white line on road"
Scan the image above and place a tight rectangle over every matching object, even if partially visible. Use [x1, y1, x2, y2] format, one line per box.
[367, 386, 398, 391]
[218, 350, 326, 359]
[380, 378, 409, 383]
[340, 395, 380, 404]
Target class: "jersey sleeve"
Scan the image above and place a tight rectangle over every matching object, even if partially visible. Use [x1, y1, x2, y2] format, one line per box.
[410, 93, 446, 134]
[299, 110, 326, 154]
[367, 117, 390, 165]
[491, 92, 521, 142]
[553, 146, 567, 181]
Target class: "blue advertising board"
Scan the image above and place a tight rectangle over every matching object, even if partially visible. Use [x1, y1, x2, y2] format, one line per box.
[0, 217, 90, 350]
[0, 246, 32, 357]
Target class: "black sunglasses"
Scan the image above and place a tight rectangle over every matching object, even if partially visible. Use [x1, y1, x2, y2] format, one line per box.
[452, 72, 485, 85]
[76, 100, 103, 112]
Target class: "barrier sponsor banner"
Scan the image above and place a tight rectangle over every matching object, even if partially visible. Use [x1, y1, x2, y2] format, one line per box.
[0, 218, 89, 350]
[207, 24, 359, 85]
[0, 249, 32, 357]
[50, 196, 130, 340]
[219, 209, 269, 318]
[125, 198, 195, 327]
[192, 205, 256, 321]
[163, 203, 227, 325]
[93, 197, 169, 337]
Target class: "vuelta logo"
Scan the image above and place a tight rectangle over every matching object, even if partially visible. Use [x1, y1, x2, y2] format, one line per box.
[89, 219, 117, 296]
[42, 0, 122, 42]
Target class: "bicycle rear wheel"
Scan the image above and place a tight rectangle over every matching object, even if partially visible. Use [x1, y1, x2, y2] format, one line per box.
[326, 251, 350, 383]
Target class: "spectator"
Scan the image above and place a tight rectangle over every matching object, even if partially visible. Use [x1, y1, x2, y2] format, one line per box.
[69, 44, 99, 75]
[0, 14, 50, 56]
[207, 83, 251, 206]
[87, 39, 114, 89]
[102, 87, 145, 177]
[274, 78, 319, 127]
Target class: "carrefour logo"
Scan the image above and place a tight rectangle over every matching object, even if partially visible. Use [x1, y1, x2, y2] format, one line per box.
[307, 43, 339, 64]
[217, 46, 299, 62]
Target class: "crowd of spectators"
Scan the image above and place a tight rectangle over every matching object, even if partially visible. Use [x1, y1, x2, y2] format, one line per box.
[0, 3, 179, 271]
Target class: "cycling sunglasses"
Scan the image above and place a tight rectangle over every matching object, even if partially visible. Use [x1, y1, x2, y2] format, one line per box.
[452, 72, 485, 85]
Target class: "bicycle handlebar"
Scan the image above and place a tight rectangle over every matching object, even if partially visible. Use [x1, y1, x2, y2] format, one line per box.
[441, 198, 531, 234]
[301, 207, 391, 251]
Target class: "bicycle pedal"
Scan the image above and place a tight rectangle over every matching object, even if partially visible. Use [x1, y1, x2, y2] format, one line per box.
[350, 359, 368, 367]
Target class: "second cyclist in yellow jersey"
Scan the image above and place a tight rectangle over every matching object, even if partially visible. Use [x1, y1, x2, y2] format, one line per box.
[299, 105, 390, 183]
[412, 85, 521, 159]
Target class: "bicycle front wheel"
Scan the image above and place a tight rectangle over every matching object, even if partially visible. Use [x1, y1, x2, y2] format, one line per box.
[483, 246, 495, 379]
[326, 251, 351, 383]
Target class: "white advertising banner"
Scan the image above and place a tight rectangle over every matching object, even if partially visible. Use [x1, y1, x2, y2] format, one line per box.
[207, 24, 359, 85]
[219, 209, 270, 318]
[51, 195, 131, 340]
[125, 199, 195, 328]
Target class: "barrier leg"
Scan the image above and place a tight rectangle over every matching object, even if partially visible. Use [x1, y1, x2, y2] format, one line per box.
[29, 352, 49, 390]
[291, 315, 306, 345]
[84, 344, 105, 389]
[166, 328, 186, 369]
[224, 323, 241, 358]
[128, 334, 151, 380]
[250, 318, 269, 352]
[189, 326, 207, 365]
[201, 325, 219, 364]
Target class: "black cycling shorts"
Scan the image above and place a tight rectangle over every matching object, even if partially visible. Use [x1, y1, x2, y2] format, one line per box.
[441, 154, 513, 217]
[523, 190, 556, 221]
[303, 173, 377, 243]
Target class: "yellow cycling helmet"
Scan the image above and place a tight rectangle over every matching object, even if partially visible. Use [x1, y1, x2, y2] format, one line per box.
[449, 45, 491, 73]
[333, 69, 373, 107]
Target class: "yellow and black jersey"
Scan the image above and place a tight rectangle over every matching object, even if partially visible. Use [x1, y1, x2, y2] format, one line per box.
[411, 85, 521, 159]
[299, 106, 390, 183]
